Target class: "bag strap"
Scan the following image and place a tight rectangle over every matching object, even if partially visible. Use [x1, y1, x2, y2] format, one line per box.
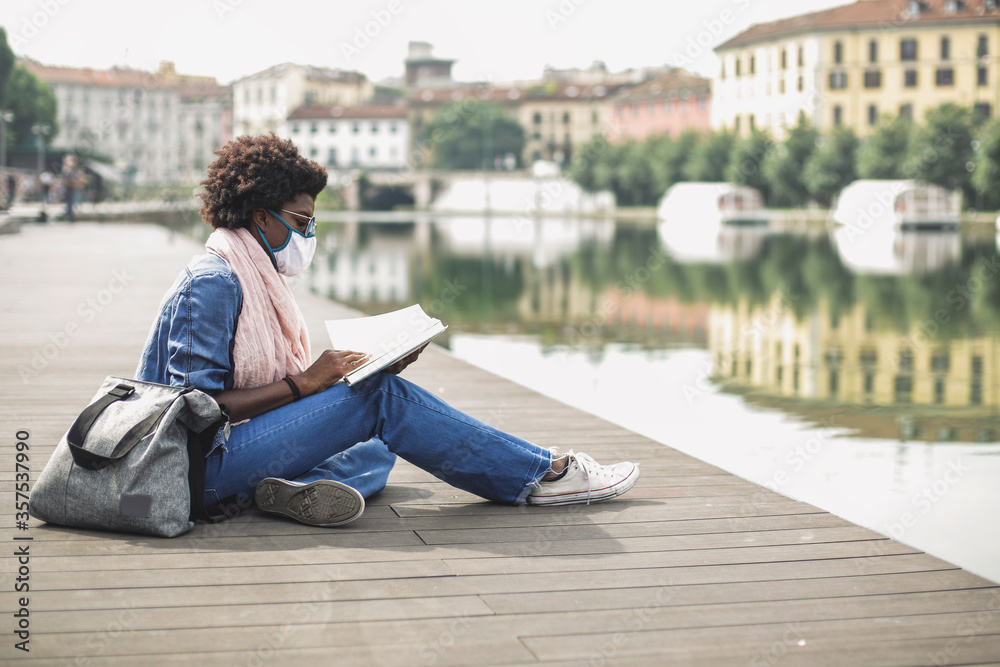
[67, 383, 194, 471]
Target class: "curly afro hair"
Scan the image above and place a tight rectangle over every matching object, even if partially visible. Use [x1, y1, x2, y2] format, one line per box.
[199, 134, 328, 229]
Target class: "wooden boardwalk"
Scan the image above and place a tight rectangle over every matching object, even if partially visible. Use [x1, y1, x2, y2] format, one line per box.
[1, 222, 999, 666]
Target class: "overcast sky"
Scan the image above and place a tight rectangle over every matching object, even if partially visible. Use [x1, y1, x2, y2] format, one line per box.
[1, 0, 848, 84]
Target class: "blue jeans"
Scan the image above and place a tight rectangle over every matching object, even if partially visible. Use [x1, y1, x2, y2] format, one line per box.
[203, 373, 552, 507]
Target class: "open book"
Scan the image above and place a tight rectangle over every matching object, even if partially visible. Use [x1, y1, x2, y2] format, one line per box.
[325, 304, 447, 386]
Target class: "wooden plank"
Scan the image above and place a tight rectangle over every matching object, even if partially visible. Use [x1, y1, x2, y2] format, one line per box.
[23, 553, 962, 612]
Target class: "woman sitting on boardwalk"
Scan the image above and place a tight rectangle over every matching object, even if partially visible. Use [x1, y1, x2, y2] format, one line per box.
[135, 134, 638, 526]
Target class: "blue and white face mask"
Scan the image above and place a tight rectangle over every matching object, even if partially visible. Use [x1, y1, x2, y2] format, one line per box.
[259, 209, 317, 276]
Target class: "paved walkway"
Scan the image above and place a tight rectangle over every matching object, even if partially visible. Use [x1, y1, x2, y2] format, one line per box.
[1, 222, 999, 666]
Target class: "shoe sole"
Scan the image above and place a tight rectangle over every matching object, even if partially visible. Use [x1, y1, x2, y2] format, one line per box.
[527, 464, 640, 506]
[254, 478, 364, 526]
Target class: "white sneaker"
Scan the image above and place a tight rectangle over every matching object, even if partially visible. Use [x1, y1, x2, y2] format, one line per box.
[527, 450, 639, 506]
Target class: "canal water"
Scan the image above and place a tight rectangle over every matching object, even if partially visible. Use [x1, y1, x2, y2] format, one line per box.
[303, 213, 1000, 583]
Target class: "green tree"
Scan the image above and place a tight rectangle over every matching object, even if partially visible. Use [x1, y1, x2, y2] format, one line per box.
[683, 129, 735, 182]
[856, 115, 912, 179]
[762, 116, 818, 207]
[903, 103, 974, 195]
[567, 136, 609, 192]
[0, 27, 15, 108]
[613, 140, 658, 206]
[726, 130, 774, 203]
[972, 119, 1000, 210]
[803, 125, 859, 207]
[422, 103, 525, 170]
[3, 65, 58, 147]
[650, 130, 699, 195]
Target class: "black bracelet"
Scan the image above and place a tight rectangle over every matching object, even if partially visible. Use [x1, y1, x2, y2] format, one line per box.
[282, 376, 302, 401]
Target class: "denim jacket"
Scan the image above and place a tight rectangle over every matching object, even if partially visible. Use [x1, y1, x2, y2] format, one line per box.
[135, 252, 242, 394]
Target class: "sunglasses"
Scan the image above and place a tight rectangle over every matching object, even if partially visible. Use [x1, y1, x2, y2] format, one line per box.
[272, 208, 317, 237]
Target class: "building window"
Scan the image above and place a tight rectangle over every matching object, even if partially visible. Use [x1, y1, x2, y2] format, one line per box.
[779, 79, 786, 94]
[900, 103, 913, 120]
[797, 45, 804, 66]
[978, 34, 989, 58]
[371, 122, 378, 133]
[291, 123, 300, 133]
[868, 104, 878, 125]
[979, 66, 988, 86]
[864, 70, 882, 88]
[533, 112, 542, 124]
[797, 76, 804, 92]
[869, 39, 878, 63]
[749, 114, 756, 131]
[720, 62, 726, 79]
[329, 124, 337, 133]
[352, 122, 359, 133]
[900, 38, 918, 61]
[369, 147, 376, 158]
[833, 41, 843, 64]
[734, 115, 741, 132]
[390, 122, 397, 133]
[974, 103, 992, 121]
[327, 148, 337, 166]
[750, 55, 756, 74]
[563, 112, 571, 124]
[781, 49, 787, 69]
[735, 58, 742, 76]
[941, 36, 950, 60]
[310, 122, 318, 134]
[833, 105, 843, 125]
[936, 67, 955, 86]
[904, 69, 918, 87]
[592, 111, 599, 123]
[309, 146, 318, 158]
[829, 71, 847, 89]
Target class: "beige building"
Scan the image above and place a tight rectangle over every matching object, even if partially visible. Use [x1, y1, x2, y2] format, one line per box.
[232, 63, 372, 137]
[713, 0, 1000, 138]
[23, 59, 229, 185]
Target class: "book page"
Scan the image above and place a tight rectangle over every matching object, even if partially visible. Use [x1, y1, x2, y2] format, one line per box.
[325, 305, 446, 385]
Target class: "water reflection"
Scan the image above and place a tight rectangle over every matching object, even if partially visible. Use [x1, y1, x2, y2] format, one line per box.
[306, 215, 999, 444]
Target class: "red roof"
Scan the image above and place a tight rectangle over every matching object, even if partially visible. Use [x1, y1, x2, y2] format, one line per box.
[20, 60, 167, 88]
[407, 82, 626, 105]
[288, 104, 407, 120]
[717, 0, 1000, 51]
[613, 71, 711, 103]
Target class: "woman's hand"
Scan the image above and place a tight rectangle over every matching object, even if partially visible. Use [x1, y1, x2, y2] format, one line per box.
[294, 349, 370, 395]
[384, 344, 427, 375]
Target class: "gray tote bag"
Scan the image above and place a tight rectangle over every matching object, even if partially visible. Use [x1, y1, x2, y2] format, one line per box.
[30, 376, 226, 537]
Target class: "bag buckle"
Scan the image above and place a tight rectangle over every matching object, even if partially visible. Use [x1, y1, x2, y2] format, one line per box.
[109, 384, 135, 399]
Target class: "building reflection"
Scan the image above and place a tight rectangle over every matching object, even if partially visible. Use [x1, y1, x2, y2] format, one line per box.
[709, 295, 998, 443]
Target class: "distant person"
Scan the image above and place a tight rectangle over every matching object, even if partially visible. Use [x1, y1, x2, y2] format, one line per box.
[5, 174, 14, 209]
[37, 171, 54, 222]
[60, 155, 87, 222]
[134, 133, 639, 527]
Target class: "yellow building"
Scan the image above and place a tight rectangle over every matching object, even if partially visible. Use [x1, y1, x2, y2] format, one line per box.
[713, 0, 1000, 137]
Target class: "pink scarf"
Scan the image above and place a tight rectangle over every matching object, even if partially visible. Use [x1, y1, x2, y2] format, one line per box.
[204, 227, 311, 390]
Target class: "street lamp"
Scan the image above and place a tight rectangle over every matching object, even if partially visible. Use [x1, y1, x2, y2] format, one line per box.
[31, 123, 51, 174]
[0, 111, 13, 169]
